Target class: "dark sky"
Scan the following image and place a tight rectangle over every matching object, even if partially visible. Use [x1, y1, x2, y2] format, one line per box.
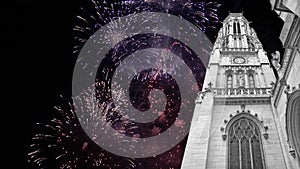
[16, 0, 284, 168]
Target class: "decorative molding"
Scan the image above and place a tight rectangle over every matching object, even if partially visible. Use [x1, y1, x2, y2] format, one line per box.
[271, 51, 282, 76]
[214, 97, 271, 105]
[212, 87, 272, 96]
[270, 81, 276, 95]
[289, 149, 296, 158]
[221, 105, 268, 141]
[284, 83, 300, 97]
[263, 132, 269, 139]
[263, 125, 269, 139]
[195, 91, 205, 103]
[195, 82, 214, 103]
[222, 134, 227, 141]
[285, 85, 300, 160]
[204, 82, 213, 92]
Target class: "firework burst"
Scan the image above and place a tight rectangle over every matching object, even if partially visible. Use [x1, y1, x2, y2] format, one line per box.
[28, 0, 220, 168]
[28, 94, 135, 169]
[73, 0, 220, 55]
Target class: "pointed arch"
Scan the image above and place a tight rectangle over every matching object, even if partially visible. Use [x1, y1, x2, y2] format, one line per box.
[225, 69, 234, 89]
[248, 74, 255, 88]
[286, 89, 300, 163]
[247, 70, 256, 88]
[225, 113, 266, 169]
[227, 74, 233, 88]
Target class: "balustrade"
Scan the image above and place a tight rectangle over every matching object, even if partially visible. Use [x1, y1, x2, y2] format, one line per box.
[213, 87, 271, 96]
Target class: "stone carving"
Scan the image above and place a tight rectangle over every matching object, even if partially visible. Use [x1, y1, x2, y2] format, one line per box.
[289, 149, 296, 158]
[237, 72, 245, 87]
[221, 105, 269, 141]
[271, 50, 283, 78]
[204, 82, 213, 92]
[195, 91, 205, 103]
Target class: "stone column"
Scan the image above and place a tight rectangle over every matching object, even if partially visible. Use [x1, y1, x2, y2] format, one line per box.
[243, 35, 247, 48]
[255, 73, 260, 88]
[216, 73, 220, 88]
[245, 71, 249, 88]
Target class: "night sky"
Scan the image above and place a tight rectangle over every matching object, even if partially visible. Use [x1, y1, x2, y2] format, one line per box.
[17, 0, 284, 168]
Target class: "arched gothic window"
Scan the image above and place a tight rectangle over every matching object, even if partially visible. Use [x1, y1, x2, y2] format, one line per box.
[228, 118, 265, 169]
[227, 74, 233, 88]
[249, 74, 255, 88]
[237, 22, 241, 34]
[233, 22, 237, 34]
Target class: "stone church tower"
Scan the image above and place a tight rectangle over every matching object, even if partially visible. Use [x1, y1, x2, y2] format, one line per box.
[181, 13, 289, 169]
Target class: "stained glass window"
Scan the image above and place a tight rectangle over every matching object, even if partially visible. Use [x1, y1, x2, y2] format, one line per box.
[228, 118, 265, 169]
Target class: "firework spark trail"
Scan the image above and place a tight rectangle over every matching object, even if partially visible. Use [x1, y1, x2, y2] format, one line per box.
[29, 0, 220, 168]
[28, 93, 136, 169]
[73, 0, 220, 55]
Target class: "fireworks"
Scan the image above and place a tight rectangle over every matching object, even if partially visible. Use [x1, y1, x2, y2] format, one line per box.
[28, 0, 220, 168]
[28, 95, 135, 169]
[73, 0, 220, 55]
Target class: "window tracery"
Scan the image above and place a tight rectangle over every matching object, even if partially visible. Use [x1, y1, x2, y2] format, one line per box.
[228, 118, 265, 169]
